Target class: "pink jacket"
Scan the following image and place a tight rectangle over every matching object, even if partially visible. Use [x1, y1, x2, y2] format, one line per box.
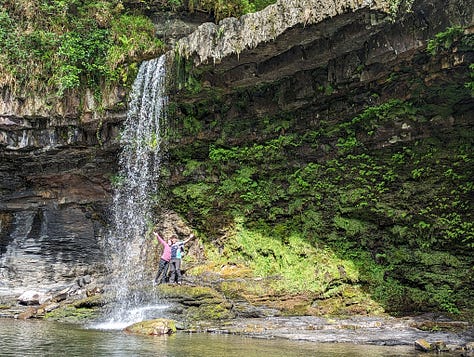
[155, 233, 171, 261]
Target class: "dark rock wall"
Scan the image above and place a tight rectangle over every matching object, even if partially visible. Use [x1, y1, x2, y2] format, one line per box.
[0, 144, 115, 294]
[0, 93, 122, 292]
[0, 206, 104, 294]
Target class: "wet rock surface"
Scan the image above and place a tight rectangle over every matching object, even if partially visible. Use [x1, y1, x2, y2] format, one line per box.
[147, 278, 474, 351]
[0, 114, 117, 293]
[192, 314, 474, 349]
[0, 202, 108, 295]
[0, 274, 106, 321]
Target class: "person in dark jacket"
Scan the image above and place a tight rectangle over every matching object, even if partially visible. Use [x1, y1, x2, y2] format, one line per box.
[169, 233, 194, 284]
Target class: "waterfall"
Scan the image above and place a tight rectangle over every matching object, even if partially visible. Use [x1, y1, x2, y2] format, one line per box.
[96, 55, 170, 329]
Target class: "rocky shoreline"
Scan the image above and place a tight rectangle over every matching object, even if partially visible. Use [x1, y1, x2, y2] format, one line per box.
[192, 315, 474, 349]
[1, 279, 473, 355]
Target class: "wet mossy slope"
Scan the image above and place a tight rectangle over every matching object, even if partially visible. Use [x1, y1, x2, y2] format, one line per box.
[160, 29, 474, 316]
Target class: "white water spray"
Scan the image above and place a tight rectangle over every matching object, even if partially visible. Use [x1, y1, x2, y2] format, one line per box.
[97, 55, 170, 329]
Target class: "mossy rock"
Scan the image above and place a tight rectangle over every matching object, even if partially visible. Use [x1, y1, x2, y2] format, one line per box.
[157, 284, 234, 321]
[218, 278, 272, 300]
[184, 303, 235, 321]
[410, 320, 470, 332]
[124, 318, 176, 336]
[414, 339, 433, 352]
[310, 294, 385, 317]
[188, 263, 253, 279]
[157, 284, 225, 305]
[72, 294, 107, 308]
[44, 306, 99, 322]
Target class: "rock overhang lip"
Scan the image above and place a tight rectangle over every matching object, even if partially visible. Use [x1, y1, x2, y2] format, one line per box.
[171, 0, 393, 88]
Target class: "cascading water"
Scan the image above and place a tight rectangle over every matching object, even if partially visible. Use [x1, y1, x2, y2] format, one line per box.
[95, 55, 170, 329]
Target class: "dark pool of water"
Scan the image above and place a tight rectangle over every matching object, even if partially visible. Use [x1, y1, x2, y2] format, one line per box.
[0, 318, 425, 356]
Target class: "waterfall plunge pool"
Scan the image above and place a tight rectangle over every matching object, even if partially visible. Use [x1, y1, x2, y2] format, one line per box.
[0, 318, 421, 357]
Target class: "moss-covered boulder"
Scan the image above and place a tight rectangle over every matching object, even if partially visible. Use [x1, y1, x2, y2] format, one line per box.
[124, 318, 176, 336]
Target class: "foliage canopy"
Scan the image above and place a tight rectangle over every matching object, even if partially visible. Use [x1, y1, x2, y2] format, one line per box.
[0, 0, 163, 96]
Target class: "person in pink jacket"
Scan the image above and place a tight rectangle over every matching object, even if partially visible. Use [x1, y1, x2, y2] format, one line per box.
[153, 231, 172, 284]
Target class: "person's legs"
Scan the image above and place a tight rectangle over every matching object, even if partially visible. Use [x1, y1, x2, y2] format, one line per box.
[175, 259, 182, 284]
[169, 259, 178, 283]
[161, 261, 169, 283]
[155, 259, 167, 283]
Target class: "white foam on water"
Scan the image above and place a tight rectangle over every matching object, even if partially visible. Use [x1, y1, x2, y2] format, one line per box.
[91, 304, 171, 330]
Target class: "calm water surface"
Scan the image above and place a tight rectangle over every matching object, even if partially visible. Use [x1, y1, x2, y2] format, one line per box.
[0, 319, 423, 357]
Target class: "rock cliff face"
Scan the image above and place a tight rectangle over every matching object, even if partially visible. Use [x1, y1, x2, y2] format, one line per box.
[0, 62, 126, 296]
[0, 134, 115, 294]
[175, 0, 471, 90]
[0, 0, 472, 305]
[176, 0, 393, 82]
[0, 8, 206, 297]
[165, 0, 473, 313]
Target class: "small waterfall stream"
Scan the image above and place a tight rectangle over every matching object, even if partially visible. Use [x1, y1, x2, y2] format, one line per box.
[96, 55, 170, 329]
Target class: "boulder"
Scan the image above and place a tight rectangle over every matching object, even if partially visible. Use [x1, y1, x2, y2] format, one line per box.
[17, 291, 43, 305]
[77, 275, 92, 287]
[415, 339, 433, 352]
[157, 284, 234, 321]
[124, 318, 177, 336]
[52, 291, 68, 303]
[86, 284, 104, 297]
[43, 303, 61, 313]
[432, 341, 449, 352]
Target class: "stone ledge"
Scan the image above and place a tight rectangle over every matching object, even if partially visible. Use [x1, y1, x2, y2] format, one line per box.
[176, 0, 391, 66]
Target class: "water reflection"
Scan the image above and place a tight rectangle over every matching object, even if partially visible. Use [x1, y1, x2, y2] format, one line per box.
[0, 319, 420, 357]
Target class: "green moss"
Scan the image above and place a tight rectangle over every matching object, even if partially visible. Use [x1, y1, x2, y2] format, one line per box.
[157, 284, 234, 321]
[125, 318, 176, 335]
[45, 306, 99, 322]
[158, 284, 224, 303]
[205, 220, 361, 295]
[219, 280, 266, 299]
[333, 216, 370, 237]
[188, 0, 277, 22]
[184, 303, 234, 321]
[72, 295, 107, 308]
[426, 26, 464, 55]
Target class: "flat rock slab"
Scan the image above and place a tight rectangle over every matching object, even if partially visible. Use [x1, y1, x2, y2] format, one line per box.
[192, 315, 474, 347]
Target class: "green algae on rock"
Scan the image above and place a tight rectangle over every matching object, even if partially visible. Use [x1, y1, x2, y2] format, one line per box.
[124, 318, 177, 336]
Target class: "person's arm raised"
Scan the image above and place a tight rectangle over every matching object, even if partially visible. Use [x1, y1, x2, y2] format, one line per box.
[153, 231, 166, 246]
[182, 233, 195, 245]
